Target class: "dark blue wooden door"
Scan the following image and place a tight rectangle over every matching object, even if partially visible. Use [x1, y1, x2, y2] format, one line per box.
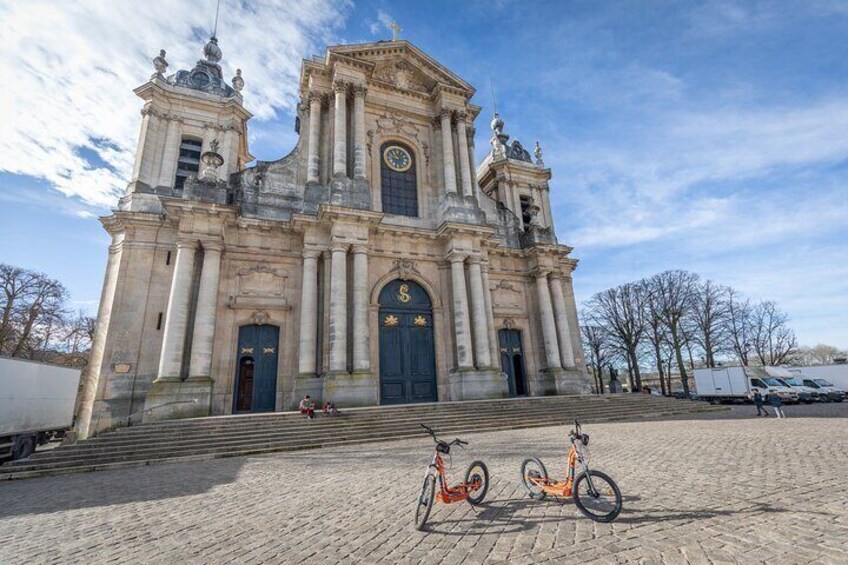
[379, 280, 437, 404]
[499, 329, 527, 397]
[234, 325, 279, 412]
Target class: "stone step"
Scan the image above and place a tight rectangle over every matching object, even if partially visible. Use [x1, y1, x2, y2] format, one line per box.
[0, 396, 722, 479]
[106, 396, 680, 436]
[5, 404, 719, 472]
[1, 406, 718, 478]
[73, 399, 683, 447]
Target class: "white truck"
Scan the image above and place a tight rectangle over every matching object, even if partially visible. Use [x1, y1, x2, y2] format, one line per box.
[0, 357, 81, 463]
[694, 366, 799, 404]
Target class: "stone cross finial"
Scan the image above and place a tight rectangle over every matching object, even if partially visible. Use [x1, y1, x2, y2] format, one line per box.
[389, 20, 402, 41]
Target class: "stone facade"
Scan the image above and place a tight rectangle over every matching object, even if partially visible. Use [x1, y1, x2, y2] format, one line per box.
[74, 37, 591, 439]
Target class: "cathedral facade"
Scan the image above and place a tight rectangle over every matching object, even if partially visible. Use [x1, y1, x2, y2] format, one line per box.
[75, 36, 591, 439]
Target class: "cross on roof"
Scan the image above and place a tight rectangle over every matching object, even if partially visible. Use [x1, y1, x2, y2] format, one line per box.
[389, 20, 402, 41]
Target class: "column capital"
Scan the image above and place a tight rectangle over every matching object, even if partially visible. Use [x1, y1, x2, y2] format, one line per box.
[547, 271, 563, 282]
[329, 242, 350, 253]
[466, 255, 483, 266]
[439, 109, 454, 122]
[200, 239, 224, 253]
[350, 244, 369, 255]
[308, 91, 326, 105]
[446, 252, 468, 264]
[302, 248, 322, 260]
[333, 80, 350, 94]
[454, 111, 469, 124]
[175, 238, 198, 250]
[351, 83, 368, 98]
[533, 268, 551, 280]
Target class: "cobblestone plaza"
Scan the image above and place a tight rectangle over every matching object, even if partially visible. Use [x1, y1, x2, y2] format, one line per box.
[2, 407, 847, 564]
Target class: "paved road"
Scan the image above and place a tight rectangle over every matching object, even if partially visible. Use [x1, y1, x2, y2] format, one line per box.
[1, 404, 847, 564]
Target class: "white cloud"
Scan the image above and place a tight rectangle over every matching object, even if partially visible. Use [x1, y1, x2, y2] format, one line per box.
[0, 0, 350, 209]
[368, 9, 395, 36]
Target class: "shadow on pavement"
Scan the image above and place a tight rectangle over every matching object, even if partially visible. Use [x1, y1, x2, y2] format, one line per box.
[0, 457, 245, 518]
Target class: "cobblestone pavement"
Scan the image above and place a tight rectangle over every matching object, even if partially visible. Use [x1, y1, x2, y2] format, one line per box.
[2, 404, 847, 564]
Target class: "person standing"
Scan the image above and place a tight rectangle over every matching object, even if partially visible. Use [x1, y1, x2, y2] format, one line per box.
[767, 392, 785, 419]
[753, 390, 769, 417]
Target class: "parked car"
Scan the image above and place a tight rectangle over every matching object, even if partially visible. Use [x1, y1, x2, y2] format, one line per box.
[775, 377, 821, 403]
[802, 378, 845, 403]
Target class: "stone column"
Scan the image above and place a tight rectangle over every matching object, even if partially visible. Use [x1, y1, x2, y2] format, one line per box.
[549, 272, 576, 368]
[75, 237, 123, 440]
[156, 239, 197, 381]
[352, 85, 367, 180]
[440, 110, 457, 194]
[332, 82, 348, 178]
[449, 254, 474, 369]
[481, 263, 499, 367]
[297, 250, 321, 375]
[187, 241, 223, 380]
[156, 116, 182, 188]
[467, 257, 492, 368]
[306, 94, 322, 184]
[535, 271, 562, 370]
[328, 243, 349, 373]
[351, 245, 370, 372]
[455, 113, 474, 198]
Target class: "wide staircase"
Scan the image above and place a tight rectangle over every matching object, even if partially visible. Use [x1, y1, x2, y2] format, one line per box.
[1, 395, 721, 480]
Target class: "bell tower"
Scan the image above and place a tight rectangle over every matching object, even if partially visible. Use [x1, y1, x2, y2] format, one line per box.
[122, 37, 253, 211]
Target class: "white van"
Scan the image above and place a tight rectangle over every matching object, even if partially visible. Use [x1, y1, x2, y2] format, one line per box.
[775, 377, 821, 403]
[694, 366, 799, 404]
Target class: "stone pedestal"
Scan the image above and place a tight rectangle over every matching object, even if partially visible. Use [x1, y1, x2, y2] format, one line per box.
[329, 177, 372, 210]
[530, 368, 562, 396]
[438, 192, 486, 225]
[294, 374, 324, 409]
[555, 368, 592, 395]
[448, 368, 508, 401]
[322, 371, 378, 407]
[141, 378, 213, 423]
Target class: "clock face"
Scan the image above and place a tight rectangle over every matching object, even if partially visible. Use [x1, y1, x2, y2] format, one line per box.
[383, 145, 412, 172]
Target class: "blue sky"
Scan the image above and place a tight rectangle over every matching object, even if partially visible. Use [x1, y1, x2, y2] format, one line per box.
[1, 0, 846, 346]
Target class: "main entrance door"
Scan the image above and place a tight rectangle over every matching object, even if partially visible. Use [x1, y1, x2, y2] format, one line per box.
[233, 324, 279, 413]
[379, 280, 437, 405]
[499, 329, 528, 397]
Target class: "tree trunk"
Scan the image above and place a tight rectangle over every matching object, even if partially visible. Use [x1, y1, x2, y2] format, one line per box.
[654, 344, 666, 396]
[670, 323, 690, 395]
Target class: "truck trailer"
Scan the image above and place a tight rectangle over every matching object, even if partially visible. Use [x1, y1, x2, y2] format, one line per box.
[0, 357, 81, 463]
[694, 366, 799, 404]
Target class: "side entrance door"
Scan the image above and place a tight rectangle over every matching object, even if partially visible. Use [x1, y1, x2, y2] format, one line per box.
[379, 280, 437, 405]
[499, 329, 528, 397]
[233, 324, 279, 413]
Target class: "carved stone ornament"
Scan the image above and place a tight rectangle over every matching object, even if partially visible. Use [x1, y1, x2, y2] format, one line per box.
[495, 279, 520, 293]
[237, 265, 288, 297]
[391, 258, 421, 280]
[373, 59, 429, 93]
[152, 49, 168, 77]
[502, 318, 516, 329]
[251, 310, 270, 326]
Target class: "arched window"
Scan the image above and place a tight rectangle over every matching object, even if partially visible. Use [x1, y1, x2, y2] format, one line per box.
[380, 141, 418, 217]
[174, 137, 202, 190]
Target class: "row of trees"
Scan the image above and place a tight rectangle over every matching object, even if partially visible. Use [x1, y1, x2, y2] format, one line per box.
[580, 270, 802, 396]
[0, 264, 94, 368]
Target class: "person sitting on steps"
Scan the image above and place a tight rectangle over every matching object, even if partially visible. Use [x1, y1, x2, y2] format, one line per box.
[299, 395, 315, 420]
[322, 401, 338, 416]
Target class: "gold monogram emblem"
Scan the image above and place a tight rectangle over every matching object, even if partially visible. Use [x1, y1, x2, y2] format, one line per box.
[241, 347, 254, 355]
[263, 347, 275, 354]
[398, 284, 411, 303]
[384, 315, 399, 327]
[413, 315, 427, 327]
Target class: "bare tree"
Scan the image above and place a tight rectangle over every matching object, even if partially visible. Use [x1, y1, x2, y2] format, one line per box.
[723, 287, 752, 366]
[650, 270, 699, 395]
[580, 321, 612, 393]
[750, 301, 797, 365]
[642, 279, 669, 395]
[792, 344, 848, 366]
[585, 283, 647, 392]
[687, 279, 728, 367]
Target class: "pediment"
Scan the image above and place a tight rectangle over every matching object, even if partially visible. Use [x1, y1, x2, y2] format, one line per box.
[328, 41, 475, 96]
